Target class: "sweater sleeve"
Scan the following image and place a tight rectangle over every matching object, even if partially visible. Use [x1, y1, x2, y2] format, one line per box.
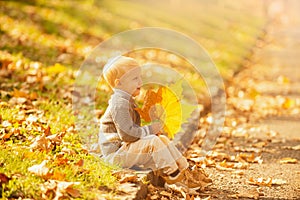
[111, 99, 151, 142]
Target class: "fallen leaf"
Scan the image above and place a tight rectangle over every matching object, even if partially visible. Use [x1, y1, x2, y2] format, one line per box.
[282, 98, 295, 109]
[231, 170, 245, 176]
[160, 190, 173, 198]
[9, 97, 27, 105]
[75, 159, 84, 167]
[28, 160, 51, 178]
[0, 132, 13, 140]
[236, 153, 263, 164]
[0, 173, 10, 185]
[61, 147, 76, 155]
[271, 178, 287, 185]
[228, 189, 260, 199]
[2, 120, 12, 127]
[277, 75, 290, 84]
[292, 145, 300, 150]
[119, 174, 138, 184]
[207, 151, 230, 161]
[30, 133, 52, 152]
[12, 88, 28, 98]
[51, 170, 66, 181]
[135, 88, 162, 122]
[216, 160, 249, 171]
[279, 157, 298, 164]
[251, 141, 267, 148]
[41, 180, 80, 200]
[66, 187, 81, 198]
[234, 146, 261, 153]
[0, 59, 13, 69]
[282, 145, 300, 150]
[247, 177, 272, 187]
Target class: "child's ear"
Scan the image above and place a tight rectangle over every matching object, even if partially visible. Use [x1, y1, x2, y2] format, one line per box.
[115, 79, 121, 86]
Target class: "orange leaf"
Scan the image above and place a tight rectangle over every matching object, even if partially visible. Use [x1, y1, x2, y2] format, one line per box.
[75, 159, 84, 167]
[135, 88, 162, 122]
[51, 170, 66, 181]
[0, 173, 10, 185]
[279, 157, 298, 164]
[66, 187, 81, 198]
[12, 88, 28, 98]
[0, 59, 13, 69]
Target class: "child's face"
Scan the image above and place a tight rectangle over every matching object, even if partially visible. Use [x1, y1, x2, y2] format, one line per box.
[118, 67, 142, 97]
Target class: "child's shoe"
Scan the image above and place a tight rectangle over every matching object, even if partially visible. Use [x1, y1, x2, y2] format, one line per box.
[161, 169, 185, 184]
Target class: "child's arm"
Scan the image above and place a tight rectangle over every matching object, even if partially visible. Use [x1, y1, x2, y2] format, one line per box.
[111, 100, 155, 142]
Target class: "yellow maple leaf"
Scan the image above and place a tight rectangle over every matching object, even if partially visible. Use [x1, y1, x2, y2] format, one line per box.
[138, 80, 197, 139]
[160, 85, 182, 138]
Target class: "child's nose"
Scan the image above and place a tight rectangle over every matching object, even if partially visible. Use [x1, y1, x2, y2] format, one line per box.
[138, 77, 142, 85]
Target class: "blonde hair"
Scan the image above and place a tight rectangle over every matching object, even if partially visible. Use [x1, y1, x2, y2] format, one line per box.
[103, 56, 140, 88]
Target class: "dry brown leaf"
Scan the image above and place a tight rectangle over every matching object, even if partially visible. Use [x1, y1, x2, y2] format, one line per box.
[251, 141, 267, 148]
[54, 157, 69, 166]
[0, 59, 13, 69]
[28, 160, 51, 178]
[30, 133, 52, 152]
[216, 160, 249, 171]
[9, 97, 27, 105]
[0, 173, 10, 185]
[271, 178, 287, 185]
[75, 159, 84, 167]
[236, 153, 263, 164]
[192, 157, 215, 168]
[279, 157, 298, 164]
[160, 190, 173, 198]
[150, 194, 160, 200]
[247, 177, 272, 187]
[231, 170, 245, 176]
[61, 147, 76, 155]
[234, 146, 261, 153]
[228, 189, 260, 199]
[119, 174, 138, 184]
[12, 88, 28, 98]
[2, 120, 12, 128]
[291, 145, 300, 150]
[0, 132, 13, 140]
[282, 145, 300, 150]
[41, 180, 80, 200]
[65, 187, 81, 198]
[46, 132, 65, 145]
[112, 169, 139, 184]
[207, 151, 230, 161]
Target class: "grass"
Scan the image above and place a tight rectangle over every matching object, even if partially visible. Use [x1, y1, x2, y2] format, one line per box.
[0, 145, 117, 199]
[0, 0, 267, 199]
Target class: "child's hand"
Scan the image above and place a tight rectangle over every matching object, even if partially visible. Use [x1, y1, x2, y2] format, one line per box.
[151, 121, 164, 135]
[149, 105, 165, 121]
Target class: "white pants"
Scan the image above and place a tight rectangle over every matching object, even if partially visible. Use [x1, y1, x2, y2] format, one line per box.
[104, 135, 188, 174]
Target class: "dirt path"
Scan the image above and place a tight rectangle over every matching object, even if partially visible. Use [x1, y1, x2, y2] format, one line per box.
[144, 2, 300, 199]
[197, 2, 300, 199]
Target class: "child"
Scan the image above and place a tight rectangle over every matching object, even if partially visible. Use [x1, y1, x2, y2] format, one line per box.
[99, 56, 210, 188]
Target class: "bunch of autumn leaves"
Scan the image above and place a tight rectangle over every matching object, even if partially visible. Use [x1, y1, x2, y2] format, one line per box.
[136, 81, 196, 139]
